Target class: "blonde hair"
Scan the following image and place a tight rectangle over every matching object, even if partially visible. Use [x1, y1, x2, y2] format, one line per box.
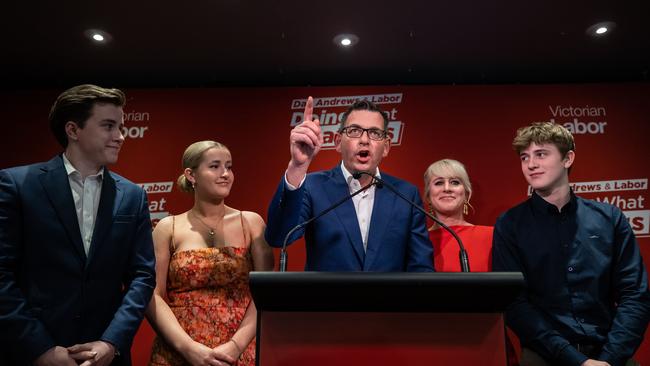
[512, 121, 575, 157]
[177, 140, 229, 193]
[423, 159, 473, 209]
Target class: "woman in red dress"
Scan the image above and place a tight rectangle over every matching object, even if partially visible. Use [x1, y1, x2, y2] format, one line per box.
[424, 159, 493, 272]
[425, 159, 521, 365]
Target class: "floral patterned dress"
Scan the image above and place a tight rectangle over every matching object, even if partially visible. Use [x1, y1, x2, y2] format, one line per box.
[149, 215, 255, 366]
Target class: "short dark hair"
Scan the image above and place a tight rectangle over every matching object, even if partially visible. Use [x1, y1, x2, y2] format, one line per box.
[339, 100, 389, 132]
[49, 84, 126, 148]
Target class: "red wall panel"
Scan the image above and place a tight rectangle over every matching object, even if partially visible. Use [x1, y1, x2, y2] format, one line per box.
[2, 83, 648, 364]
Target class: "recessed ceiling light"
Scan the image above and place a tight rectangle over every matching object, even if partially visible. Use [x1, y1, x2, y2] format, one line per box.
[585, 21, 615, 37]
[333, 33, 359, 48]
[84, 29, 112, 44]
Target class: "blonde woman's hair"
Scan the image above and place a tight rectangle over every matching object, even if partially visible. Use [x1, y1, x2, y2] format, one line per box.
[177, 140, 228, 193]
[423, 159, 473, 209]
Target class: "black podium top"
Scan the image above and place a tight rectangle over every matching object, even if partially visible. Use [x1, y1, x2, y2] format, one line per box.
[250, 272, 524, 313]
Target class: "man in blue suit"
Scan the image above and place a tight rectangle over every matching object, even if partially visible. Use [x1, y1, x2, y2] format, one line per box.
[0, 85, 156, 366]
[265, 97, 433, 272]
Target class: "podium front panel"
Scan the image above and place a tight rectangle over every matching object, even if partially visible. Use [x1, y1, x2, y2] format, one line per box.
[258, 311, 507, 366]
[250, 272, 523, 366]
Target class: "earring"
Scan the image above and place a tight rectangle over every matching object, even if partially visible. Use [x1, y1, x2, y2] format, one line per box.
[463, 201, 469, 216]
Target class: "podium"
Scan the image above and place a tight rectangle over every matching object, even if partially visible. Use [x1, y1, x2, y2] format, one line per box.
[250, 272, 524, 366]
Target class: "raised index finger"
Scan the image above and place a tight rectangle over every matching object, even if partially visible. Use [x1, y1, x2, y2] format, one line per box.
[304, 96, 314, 122]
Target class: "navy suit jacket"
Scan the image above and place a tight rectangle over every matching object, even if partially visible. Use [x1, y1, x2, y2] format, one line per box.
[265, 165, 433, 271]
[0, 155, 156, 365]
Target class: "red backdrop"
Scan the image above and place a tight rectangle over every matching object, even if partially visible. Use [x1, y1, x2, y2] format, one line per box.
[1, 83, 649, 364]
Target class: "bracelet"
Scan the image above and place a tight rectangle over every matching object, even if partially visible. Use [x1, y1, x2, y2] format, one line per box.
[229, 338, 243, 354]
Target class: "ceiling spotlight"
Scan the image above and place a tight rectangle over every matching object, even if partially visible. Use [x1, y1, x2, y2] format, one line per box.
[84, 29, 113, 44]
[585, 21, 616, 37]
[333, 33, 359, 48]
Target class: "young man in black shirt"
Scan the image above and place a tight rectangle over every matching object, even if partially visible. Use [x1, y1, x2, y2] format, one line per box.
[493, 122, 649, 366]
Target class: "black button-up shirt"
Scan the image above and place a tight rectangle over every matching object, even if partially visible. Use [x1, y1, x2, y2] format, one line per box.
[493, 191, 650, 366]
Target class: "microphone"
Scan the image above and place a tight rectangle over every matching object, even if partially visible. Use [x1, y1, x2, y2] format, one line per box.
[355, 171, 471, 272]
[352, 171, 382, 188]
[279, 177, 378, 272]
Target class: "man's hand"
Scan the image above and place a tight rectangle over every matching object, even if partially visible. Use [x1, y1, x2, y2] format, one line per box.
[287, 96, 323, 186]
[581, 359, 611, 366]
[67, 341, 115, 366]
[33, 346, 77, 366]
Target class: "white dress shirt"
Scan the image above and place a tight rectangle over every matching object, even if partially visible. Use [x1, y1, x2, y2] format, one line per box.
[63, 154, 103, 255]
[285, 162, 380, 251]
[340, 163, 379, 251]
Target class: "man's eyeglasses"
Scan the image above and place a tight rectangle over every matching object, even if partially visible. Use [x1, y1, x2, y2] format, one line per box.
[340, 126, 387, 141]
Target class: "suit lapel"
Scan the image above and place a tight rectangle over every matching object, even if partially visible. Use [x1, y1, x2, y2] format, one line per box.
[363, 181, 396, 270]
[323, 168, 366, 265]
[39, 156, 86, 261]
[87, 171, 119, 266]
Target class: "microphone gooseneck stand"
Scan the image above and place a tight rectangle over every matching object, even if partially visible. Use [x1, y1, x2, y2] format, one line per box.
[279, 178, 378, 272]
[355, 171, 470, 272]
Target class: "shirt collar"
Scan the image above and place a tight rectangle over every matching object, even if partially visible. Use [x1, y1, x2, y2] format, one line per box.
[339, 162, 381, 187]
[62, 153, 104, 179]
[530, 189, 577, 215]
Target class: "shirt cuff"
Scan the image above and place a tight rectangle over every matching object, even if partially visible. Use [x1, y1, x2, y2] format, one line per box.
[556, 344, 589, 366]
[100, 338, 121, 357]
[599, 350, 625, 366]
[284, 171, 305, 191]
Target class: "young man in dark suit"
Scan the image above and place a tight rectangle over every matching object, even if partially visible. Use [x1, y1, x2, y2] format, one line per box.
[0, 84, 156, 366]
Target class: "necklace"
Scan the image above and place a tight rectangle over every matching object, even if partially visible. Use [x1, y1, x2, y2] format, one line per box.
[190, 210, 220, 244]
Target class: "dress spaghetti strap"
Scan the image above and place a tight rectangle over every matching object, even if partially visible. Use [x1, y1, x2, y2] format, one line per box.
[239, 211, 250, 247]
[170, 215, 177, 254]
